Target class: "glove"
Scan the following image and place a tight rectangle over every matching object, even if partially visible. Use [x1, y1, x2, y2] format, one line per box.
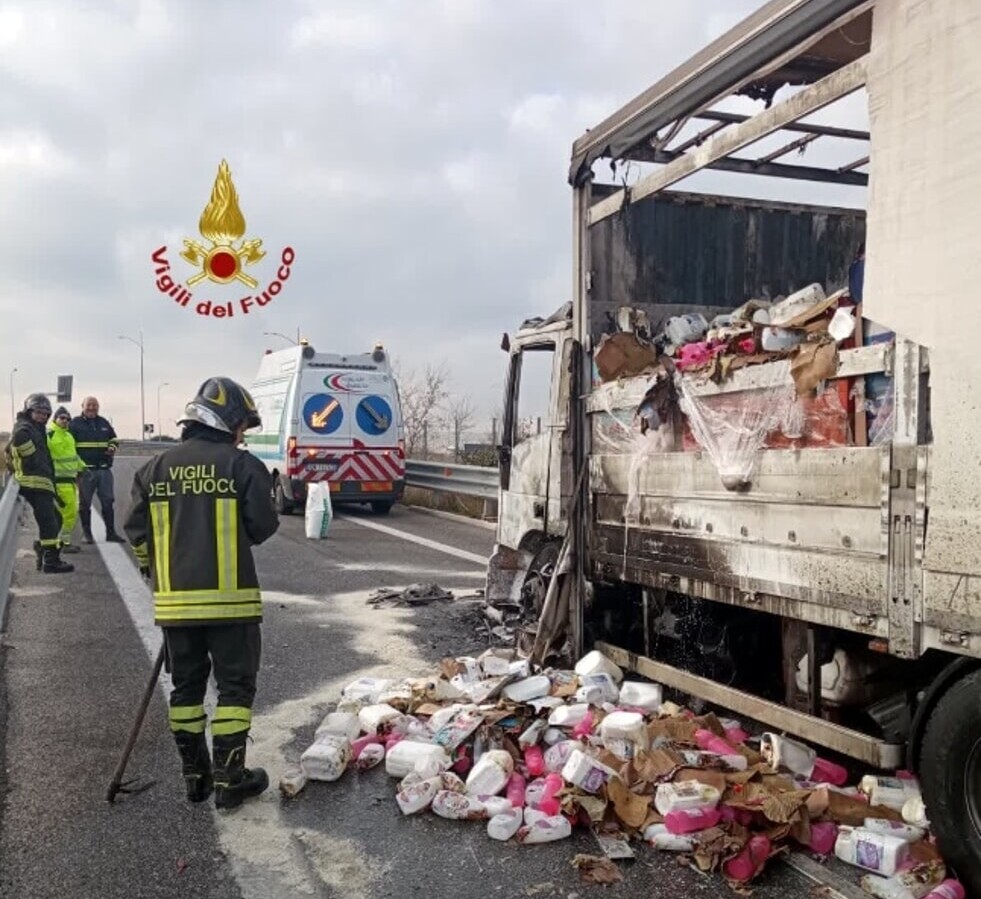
[139, 565, 151, 582]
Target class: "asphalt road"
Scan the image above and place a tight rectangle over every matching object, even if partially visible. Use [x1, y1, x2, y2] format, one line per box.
[0, 456, 861, 899]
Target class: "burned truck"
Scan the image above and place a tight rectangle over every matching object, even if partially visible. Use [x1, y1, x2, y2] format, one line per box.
[487, 0, 981, 886]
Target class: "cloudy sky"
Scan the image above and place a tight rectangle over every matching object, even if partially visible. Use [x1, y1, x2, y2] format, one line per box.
[0, 0, 867, 439]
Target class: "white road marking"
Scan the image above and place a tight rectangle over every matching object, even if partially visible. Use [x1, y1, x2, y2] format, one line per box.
[337, 515, 489, 567]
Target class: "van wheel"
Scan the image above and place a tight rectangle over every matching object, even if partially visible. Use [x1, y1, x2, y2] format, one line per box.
[273, 478, 295, 516]
[919, 668, 981, 895]
[370, 501, 393, 515]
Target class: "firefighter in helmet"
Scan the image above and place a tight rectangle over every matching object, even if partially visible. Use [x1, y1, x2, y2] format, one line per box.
[124, 377, 279, 810]
[4, 394, 74, 573]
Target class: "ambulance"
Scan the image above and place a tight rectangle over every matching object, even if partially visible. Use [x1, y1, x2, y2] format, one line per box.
[245, 341, 406, 515]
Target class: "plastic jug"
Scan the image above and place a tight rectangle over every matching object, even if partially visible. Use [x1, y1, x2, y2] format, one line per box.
[465, 750, 513, 797]
[503, 675, 552, 703]
[575, 672, 620, 705]
[351, 734, 383, 760]
[859, 862, 947, 899]
[517, 815, 573, 844]
[574, 650, 624, 683]
[342, 676, 393, 703]
[834, 826, 910, 876]
[506, 773, 527, 808]
[860, 776, 922, 812]
[395, 775, 441, 815]
[440, 771, 466, 793]
[664, 313, 708, 348]
[537, 772, 564, 816]
[645, 823, 699, 851]
[487, 807, 523, 841]
[524, 745, 546, 777]
[808, 821, 839, 855]
[571, 710, 595, 740]
[924, 882, 966, 899]
[561, 749, 617, 794]
[812, 756, 849, 786]
[384, 741, 450, 778]
[548, 703, 591, 728]
[724, 835, 771, 882]
[315, 711, 361, 743]
[654, 781, 722, 816]
[481, 795, 513, 818]
[300, 735, 351, 782]
[618, 681, 663, 713]
[903, 796, 929, 828]
[356, 743, 386, 770]
[432, 790, 487, 820]
[761, 732, 817, 777]
[519, 719, 546, 748]
[863, 817, 925, 843]
[279, 767, 307, 798]
[600, 711, 649, 760]
[358, 703, 401, 735]
[664, 806, 723, 835]
[544, 741, 578, 773]
[542, 727, 566, 746]
[694, 729, 738, 756]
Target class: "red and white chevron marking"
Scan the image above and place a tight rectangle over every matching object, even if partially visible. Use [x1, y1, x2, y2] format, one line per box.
[292, 447, 404, 484]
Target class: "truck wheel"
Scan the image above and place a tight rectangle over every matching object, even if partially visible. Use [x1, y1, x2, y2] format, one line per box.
[370, 501, 393, 515]
[273, 478, 295, 516]
[919, 668, 981, 895]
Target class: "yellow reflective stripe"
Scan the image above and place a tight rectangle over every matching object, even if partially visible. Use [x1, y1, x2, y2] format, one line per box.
[39, 537, 60, 547]
[215, 497, 238, 592]
[212, 705, 252, 736]
[132, 542, 149, 564]
[75, 441, 111, 448]
[169, 704, 207, 734]
[155, 603, 262, 622]
[149, 502, 171, 593]
[154, 588, 260, 603]
[18, 476, 54, 492]
[13, 441, 35, 456]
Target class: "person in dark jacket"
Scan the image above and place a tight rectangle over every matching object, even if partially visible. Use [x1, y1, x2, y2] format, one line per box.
[124, 377, 278, 810]
[70, 396, 124, 544]
[4, 394, 73, 573]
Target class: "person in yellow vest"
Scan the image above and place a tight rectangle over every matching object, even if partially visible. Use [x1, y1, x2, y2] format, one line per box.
[47, 406, 84, 553]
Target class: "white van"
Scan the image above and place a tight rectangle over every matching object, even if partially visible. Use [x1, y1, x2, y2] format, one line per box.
[246, 341, 405, 515]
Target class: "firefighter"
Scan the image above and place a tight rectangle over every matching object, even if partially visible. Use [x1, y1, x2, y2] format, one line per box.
[47, 406, 84, 553]
[4, 394, 74, 573]
[123, 377, 279, 810]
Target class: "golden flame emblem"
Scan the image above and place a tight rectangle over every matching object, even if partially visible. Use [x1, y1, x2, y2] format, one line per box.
[180, 159, 266, 288]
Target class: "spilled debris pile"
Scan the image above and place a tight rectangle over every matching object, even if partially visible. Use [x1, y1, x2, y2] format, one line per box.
[367, 583, 456, 607]
[282, 649, 962, 898]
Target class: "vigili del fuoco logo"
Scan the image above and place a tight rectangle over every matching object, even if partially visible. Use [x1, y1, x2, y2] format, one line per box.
[150, 159, 295, 319]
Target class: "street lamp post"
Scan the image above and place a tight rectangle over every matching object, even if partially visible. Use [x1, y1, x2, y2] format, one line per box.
[157, 381, 169, 439]
[118, 331, 146, 442]
[264, 328, 302, 346]
[8, 367, 16, 424]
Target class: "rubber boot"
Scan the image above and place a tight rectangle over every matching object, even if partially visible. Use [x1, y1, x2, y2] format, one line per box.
[174, 732, 213, 803]
[80, 508, 94, 544]
[104, 506, 126, 543]
[33, 540, 43, 571]
[41, 546, 74, 574]
[212, 734, 268, 811]
[61, 540, 80, 554]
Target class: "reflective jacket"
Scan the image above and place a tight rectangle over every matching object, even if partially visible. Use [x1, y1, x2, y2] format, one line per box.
[47, 422, 84, 483]
[4, 412, 55, 493]
[69, 415, 118, 470]
[124, 428, 279, 627]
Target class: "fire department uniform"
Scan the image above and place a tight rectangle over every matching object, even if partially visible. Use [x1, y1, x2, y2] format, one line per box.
[124, 377, 278, 809]
[47, 408, 84, 550]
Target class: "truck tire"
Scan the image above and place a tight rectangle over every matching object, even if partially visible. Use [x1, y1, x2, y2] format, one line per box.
[370, 501, 393, 515]
[919, 668, 981, 894]
[273, 477, 295, 516]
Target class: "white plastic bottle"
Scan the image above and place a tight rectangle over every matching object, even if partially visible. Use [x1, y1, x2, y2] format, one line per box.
[859, 862, 947, 899]
[432, 790, 487, 820]
[517, 815, 573, 844]
[503, 675, 552, 703]
[300, 734, 351, 782]
[465, 750, 514, 797]
[315, 711, 361, 743]
[653, 781, 721, 816]
[618, 681, 663, 713]
[834, 826, 910, 876]
[487, 807, 523, 841]
[599, 711, 649, 760]
[358, 703, 402, 735]
[575, 673, 620, 705]
[644, 823, 699, 852]
[561, 749, 617, 794]
[384, 741, 450, 778]
[395, 775, 441, 815]
[860, 776, 922, 812]
[863, 817, 925, 843]
[574, 650, 624, 683]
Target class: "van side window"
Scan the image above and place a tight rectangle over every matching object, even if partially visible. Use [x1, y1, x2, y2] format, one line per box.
[513, 346, 554, 445]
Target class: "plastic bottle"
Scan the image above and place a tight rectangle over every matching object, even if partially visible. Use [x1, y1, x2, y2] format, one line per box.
[506, 773, 527, 808]
[760, 732, 817, 777]
[645, 823, 699, 851]
[719, 804, 753, 827]
[575, 673, 620, 705]
[561, 749, 617, 794]
[384, 741, 450, 779]
[519, 719, 546, 748]
[664, 807, 723, 835]
[808, 821, 839, 855]
[395, 775, 441, 815]
[548, 703, 591, 728]
[465, 750, 513, 797]
[544, 741, 578, 773]
[487, 807, 523, 841]
[860, 776, 922, 812]
[342, 676, 393, 703]
[571, 710, 595, 740]
[481, 795, 513, 818]
[834, 826, 910, 876]
[723, 835, 771, 882]
[600, 711, 649, 760]
[350, 734, 383, 760]
[654, 781, 722, 816]
[279, 767, 308, 798]
[441, 771, 466, 793]
[537, 772, 564, 816]
[432, 790, 487, 820]
[923, 882, 966, 899]
[574, 650, 624, 683]
[503, 675, 552, 703]
[902, 796, 929, 829]
[358, 703, 401, 735]
[356, 743, 386, 770]
[517, 815, 573, 844]
[618, 681, 663, 713]
[300, 735, 351, 782]
[859, 862, 947, 899]
[542, 727, 566, 746]
[863, 817, 925, 843]
[694, 729, 738, 756]
[315, 711, 362, 743]
[811, 756, 849, 787]
[524, 744, 546, 777]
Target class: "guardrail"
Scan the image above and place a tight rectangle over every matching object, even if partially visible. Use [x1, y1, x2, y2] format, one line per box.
[0, 479, 22, 632]
[404, 460, 499, 500]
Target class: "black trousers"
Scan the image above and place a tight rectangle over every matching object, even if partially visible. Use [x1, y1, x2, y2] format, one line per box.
[21, 487, 62, 548]
[163, 623, 261, 737]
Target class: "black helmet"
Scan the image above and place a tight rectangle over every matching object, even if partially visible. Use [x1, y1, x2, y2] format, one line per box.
[24, 394, 52, 415]
[54, 406, 70, 419]
[178, 377, 261, 434]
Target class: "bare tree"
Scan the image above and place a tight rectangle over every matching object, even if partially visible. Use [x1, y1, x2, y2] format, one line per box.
[446, 394, 477, 460]
[396, 362, 449, 458]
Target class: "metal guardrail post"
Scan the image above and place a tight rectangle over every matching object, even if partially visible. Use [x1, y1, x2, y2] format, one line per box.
[0, 479, 22, 632]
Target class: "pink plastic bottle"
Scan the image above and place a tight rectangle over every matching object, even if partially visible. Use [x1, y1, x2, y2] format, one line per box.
[719, 805, 753, 827]
[725, 726, 750, 746]
[571, 710, 595, 740]
[808, 821, 838, 855]
[537, 773, 564, 816]
[723, 835, 771, 882]
[506, 773, 527, 808]
[664, 807, 722, 834]
[811, 757, 848, 787]
[384, 733, 404, 752]
[524, 745, 546, 777]
[694, 728, 738, 755]
[451, 746, 472, 776]
[350, 735, 383, 760]
[924, 882, 966, 899]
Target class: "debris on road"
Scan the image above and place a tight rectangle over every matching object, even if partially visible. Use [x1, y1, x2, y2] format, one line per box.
[282, 648, 961, 896]
[367, 583, 455, 607]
